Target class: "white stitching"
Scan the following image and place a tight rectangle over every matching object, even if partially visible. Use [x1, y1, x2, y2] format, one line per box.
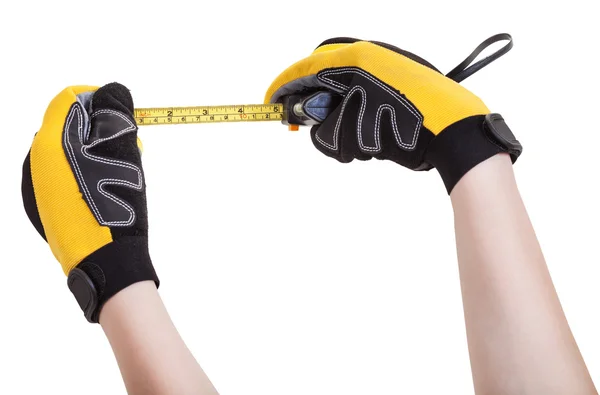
[375, 104, 417, 149]
[317, 68, 423, 151]
[320, 75, 349, 91]
[315, 85, 367, 151]
[97, 179, 141, 225]
[64, 104, 142, 226]
[319, 68, 421, 121]
[64, 105, 104, 222]
[82, 111, 141, 191]
[84, 110, 140, 226]
[87, 109, 136, 146]
[349, 87, 376, 152]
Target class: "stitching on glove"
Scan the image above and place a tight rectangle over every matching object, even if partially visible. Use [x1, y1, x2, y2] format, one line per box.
[64, 105, 105, 223]
[317, 68, 423, 152]
[316, 85, 367, 151]
[86, 110, 136, 145]
[84, 110, 142, 226]
[63, 105, 142, 226]
[375, 104, 416, 149]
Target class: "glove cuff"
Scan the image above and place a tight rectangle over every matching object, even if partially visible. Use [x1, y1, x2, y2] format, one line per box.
[425, 115, 522, 194]
[67, 236, 159, 323]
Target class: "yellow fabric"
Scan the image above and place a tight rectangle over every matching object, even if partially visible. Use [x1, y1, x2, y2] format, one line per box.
[265, 41, 490, 135]
[30, 86, 113, 275]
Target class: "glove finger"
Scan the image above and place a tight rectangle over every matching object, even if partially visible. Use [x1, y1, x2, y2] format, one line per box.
[310, 93, 371, 163]
[87, 82, 136, 144]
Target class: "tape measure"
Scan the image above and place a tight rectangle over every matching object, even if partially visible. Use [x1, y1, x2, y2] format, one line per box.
[133, 91, 341, 130]
[134, 104, 284, 126]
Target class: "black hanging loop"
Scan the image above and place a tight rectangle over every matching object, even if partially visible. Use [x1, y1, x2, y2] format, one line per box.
[446, 33, 513, 83]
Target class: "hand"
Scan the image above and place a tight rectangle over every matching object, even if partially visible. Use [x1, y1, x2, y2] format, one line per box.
[21, 83, 158, 322]
[265, 36, 522, 193]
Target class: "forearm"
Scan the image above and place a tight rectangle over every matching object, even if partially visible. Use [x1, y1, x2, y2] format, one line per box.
[100, 281, 218, 395]
[451, 153, 597, 395]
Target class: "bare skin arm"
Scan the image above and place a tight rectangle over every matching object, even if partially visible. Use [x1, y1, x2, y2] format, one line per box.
[100, 281, 219, 395]
[451, 153, 597, 395]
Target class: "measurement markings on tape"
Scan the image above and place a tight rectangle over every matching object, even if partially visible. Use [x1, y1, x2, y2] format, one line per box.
[134, 104, 284, 125]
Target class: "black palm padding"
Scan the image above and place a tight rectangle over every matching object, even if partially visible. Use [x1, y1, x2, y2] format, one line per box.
[63, 104, 142, 227]
[306, 38, 442, 170]
[309, 66, 435, 170]
[88, 84, 148, 238]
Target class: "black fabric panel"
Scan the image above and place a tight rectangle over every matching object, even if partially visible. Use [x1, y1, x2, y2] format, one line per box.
[310, 95, 372, 163]
[103, 183, 148, 237]
[76, 236, 158, 322]
[63, 103, 142, 226]
[310, 67, 434, 170]
[87, 83, 148, 239]
[87, 131, 148, 238]
[21, 151, 46, 241]
[91, 82, 135, 117]
[317, 37, 361, 47]
[375, 114, 435, 171]
[425, 116, 504, 194]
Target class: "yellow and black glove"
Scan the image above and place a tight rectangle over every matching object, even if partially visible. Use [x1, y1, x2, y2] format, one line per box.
[21, 83, 158, 322]
[265, 34, 522, 193]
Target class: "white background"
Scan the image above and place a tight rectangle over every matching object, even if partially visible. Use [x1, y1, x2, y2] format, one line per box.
[1, 1, 599, 394]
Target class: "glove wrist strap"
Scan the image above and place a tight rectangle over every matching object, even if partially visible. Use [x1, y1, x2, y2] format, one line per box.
[67, 236, 159, 323]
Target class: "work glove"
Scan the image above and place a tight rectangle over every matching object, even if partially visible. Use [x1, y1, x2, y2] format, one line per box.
[21, 83, 159, 323]
[265, 34, 522, 193]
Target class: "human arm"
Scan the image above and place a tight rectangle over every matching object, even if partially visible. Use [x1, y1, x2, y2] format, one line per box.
[264, 34, 597, 394]
[22, 83, 217, 394]
[451, 153, 597, 394]
[101, 281, 218, 395]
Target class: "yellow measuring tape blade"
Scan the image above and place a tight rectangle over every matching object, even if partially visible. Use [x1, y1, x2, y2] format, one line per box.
[134, 104, 284, 126]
